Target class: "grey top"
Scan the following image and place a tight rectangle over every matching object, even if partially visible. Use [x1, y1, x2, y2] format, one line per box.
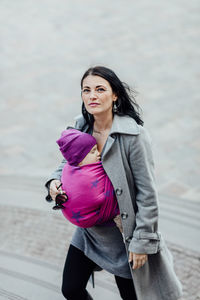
[71, 225, 132, 279]
[71, 127, 132, 279]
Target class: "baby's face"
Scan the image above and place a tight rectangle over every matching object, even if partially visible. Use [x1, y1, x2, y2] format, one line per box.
[78, 144, 101, 166]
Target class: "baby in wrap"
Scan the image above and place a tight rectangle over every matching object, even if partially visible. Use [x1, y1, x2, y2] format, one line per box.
[56, 128, 122, 232]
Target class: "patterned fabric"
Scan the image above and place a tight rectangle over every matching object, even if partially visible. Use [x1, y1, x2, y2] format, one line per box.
[61, 161, 119, 227]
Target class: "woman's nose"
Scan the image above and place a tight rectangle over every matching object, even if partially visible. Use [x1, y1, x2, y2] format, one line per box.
[89, 90, 97, 99]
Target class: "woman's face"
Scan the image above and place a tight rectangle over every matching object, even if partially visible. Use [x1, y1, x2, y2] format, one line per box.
[81, 75, 117, 116]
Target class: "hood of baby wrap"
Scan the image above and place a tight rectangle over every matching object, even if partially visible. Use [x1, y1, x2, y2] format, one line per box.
[60, 161, 119, 227]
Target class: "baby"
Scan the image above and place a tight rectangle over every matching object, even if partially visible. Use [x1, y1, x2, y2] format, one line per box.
[56, 128, 123, 232]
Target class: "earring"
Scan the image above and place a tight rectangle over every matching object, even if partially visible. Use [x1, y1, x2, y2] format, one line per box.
[113, 102, 118, 113]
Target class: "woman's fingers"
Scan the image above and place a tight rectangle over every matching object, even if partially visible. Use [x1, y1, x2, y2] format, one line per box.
[129, 252, 148, 270]
[128, 252, 133, 263]
[50, 180, 63, 201]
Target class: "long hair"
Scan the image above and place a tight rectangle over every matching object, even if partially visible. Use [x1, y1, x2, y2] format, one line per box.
[80, 66, 144, 129]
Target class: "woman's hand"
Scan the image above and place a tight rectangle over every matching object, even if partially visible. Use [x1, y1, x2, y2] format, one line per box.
[50, 179, 66, 201]
[129, 252, 148, 270]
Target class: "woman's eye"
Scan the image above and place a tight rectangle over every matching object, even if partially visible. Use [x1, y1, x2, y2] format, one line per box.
[82, 89, 90, 93]
[97, 88, 105, 92]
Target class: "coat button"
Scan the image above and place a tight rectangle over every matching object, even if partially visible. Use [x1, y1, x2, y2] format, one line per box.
[116, 188, 123, 196]
[121, 212, 128, 219]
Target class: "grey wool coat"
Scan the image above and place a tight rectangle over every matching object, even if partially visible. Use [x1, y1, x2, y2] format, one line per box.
[47, 114, 183, 300]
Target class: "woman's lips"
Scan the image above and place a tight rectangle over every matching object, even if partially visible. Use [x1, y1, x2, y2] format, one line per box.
[89, 103, 100, 107]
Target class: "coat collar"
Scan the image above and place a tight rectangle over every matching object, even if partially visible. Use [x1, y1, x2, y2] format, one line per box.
[110, 114, 140, 136]
[74, 114, 140, 136]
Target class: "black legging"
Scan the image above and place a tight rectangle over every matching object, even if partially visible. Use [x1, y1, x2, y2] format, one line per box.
[61, 244, 137, 300]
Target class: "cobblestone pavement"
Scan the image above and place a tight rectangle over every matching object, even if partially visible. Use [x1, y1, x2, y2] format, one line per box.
[0, 0, 200, 299]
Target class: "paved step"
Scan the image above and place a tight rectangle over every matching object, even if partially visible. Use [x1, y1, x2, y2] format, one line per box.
[0, 250, 120, 300]
[159, 194, 200, 252]
[159, 202, 200, 229]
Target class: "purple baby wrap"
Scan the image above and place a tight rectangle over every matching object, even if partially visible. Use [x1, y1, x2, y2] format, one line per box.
[61, 161, 119, 228]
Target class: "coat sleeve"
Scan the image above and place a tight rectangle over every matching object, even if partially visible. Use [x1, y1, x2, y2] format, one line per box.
[128, 126, 161, 254]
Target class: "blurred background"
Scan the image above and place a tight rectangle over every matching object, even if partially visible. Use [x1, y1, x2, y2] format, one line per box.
[0, 0, 199, 299]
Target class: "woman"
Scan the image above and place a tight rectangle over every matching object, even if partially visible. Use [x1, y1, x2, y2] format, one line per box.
[45, 66, 182, 300]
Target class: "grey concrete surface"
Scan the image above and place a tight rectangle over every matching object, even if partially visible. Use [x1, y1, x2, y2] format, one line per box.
[0, 0, 200, 299]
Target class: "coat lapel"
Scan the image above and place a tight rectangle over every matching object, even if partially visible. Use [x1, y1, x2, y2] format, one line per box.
[101, 135, 115, 159]
[109, 114, 140, 136]
[102, 114, 140, 158]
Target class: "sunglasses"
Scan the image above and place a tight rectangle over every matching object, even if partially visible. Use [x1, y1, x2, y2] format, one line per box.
[52, 183, 68, 210]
